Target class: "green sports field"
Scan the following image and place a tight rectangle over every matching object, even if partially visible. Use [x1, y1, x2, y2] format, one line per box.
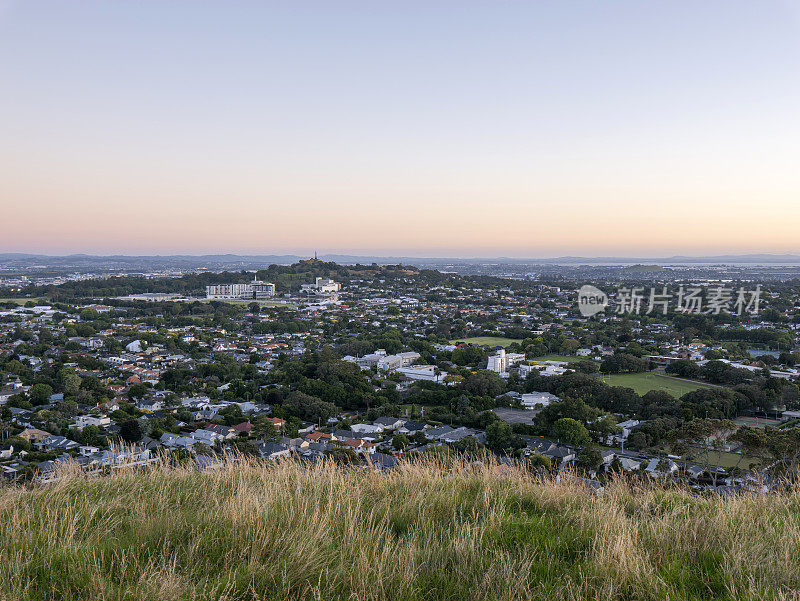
[194, 299, 291, 307]
[451, 336, 518, 347]
[534, 355, 587, 363]
[600, 372, 711, 397]
[0, 297, 49, 306]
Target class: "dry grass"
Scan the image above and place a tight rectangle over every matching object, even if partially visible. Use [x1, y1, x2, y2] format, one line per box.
[1, 456, 800, 600]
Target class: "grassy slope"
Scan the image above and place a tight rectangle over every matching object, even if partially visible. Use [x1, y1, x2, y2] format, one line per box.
[599, 372, 711, 397]
[1, 459, 799, 601]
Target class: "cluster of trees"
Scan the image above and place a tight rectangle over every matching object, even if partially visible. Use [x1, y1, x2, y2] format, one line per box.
[513, 366, 800, 452]
[532, 397, 617, 444]
[599, 353, 651, 374]
[666, 359, 753, 384]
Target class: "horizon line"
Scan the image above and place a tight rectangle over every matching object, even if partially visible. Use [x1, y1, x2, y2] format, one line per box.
[4, 251, 800, 262]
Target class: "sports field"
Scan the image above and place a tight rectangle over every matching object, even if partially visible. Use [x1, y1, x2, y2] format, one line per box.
[534, 355, 587, 363]
[684, 449, 763, 471]
[451, 336, 518, 347]
[733, 416, 781, 429]
[0, 297, 49, 306]
[194, 299, 291, 307]
[600, 372, 711, 397]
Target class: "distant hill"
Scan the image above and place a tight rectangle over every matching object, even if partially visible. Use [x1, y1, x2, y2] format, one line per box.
[3, 252, 800, 269]
[2, 261, 429, 299]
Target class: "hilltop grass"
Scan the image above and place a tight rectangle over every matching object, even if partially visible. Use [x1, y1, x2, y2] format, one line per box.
[1, 457, 799, 601]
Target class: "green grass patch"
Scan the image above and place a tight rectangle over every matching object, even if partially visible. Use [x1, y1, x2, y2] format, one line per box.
[685, 448, 763, 470]
[1, 458, 798, 600]
[0, 297, 49, 306]
[192, 298, 290, 307]
[534, 355, 588, 363]
[600, 372, 711, 397]
[451, 336, 518, 347]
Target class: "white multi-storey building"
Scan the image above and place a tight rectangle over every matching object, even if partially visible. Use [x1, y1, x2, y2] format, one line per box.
[301, 277, 340, 296]
[486, 349, 525, 375]
[206, 278, 275, 300]
[397, 365, 444, 383]
[73, 415, 112, 430]
[341, 350, 421, 372]
[251, 280, 277, 299]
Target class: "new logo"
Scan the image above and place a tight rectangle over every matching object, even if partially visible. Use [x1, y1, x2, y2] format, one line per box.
[577, 285, 608, 317]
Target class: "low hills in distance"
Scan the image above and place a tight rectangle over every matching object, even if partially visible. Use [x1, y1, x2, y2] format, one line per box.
[3, 252, 800, 272]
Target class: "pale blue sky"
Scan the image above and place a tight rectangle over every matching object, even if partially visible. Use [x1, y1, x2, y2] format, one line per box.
[2, 1, 799, 256]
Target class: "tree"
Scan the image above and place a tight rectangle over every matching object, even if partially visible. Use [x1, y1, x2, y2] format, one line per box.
[590, 415, 619, 444]
[554, 418, 590, 446]
[283, 391, 337, 423]
[451, 347, 487, 367]
[627, 430, 649, 450]
[29, 383, 53, 406]
[104, 338, 124, 354]
[679, 418, 736, 486]
[7, 435, 31, 452]
[486, 420, 513, 451]
[392, 433, 410, 451]
[59, 368, 82, 397]
[251, 416, 278, 441]
[608, 455, 623, 476]
[641, 390, 681, 419]
[81, 424, 103, 447]
[219, 404, 244, 426]
[193, 442, 212, 456]
[326, 447, 360, 465]
[781, 384, 800, 410]
[128, 384, 148, 402]
[578, 443, 602, 469]
[7, 393, 31, 410]
[753, 426, 800, 476]
[600, 353, 649, 374]
[119, 419, 143, 442]
[559, 338, 581, 354]
[463, 370, 505, 397]
[80, 308, 99, 321]
[453, 436, 481, 455]
[534, 398, 601, 433]
[573, 361, 599, 374]
[681, 388, 744, 420]
[524, 453, 552, 472]
[486, 420, 523, 454]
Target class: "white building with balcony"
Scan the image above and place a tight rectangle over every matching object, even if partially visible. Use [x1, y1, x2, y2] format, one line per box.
[486, 349, 525, 375]
[301, 277, 340, 296]
[206, 278, 275, 300]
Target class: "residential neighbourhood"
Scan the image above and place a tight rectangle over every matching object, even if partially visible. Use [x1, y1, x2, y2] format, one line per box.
[1, 260, 800, 493]
[4, 2, 800, 597]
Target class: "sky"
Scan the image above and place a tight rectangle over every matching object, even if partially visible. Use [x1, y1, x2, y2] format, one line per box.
[2, 0, 800, 258]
